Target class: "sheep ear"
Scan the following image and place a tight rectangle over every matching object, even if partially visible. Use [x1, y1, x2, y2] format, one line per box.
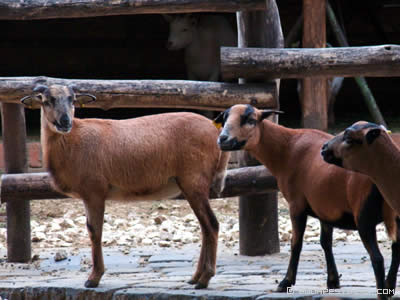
[75, 93, 96, 108]
[260, 110, 284, 121]
[213, 111, 225, 129]
[366, 128, 381, 145]
[213, 108, 230, 129]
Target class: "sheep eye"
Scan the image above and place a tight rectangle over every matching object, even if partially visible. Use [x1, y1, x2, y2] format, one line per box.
[50, 96, 56, 104]
[43, 101, 51, 107]
[247, 118, 257, 126]
[345, 138, 353, 145]
[345, 137, 362, 145]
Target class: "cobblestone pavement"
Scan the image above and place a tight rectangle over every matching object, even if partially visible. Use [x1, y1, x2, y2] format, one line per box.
[0, 241, 398, 299]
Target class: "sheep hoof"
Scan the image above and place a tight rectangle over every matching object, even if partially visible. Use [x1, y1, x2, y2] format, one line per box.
[84, 280, 99, 288]
[187, 279, 197, 285]
[327, 280, 340, 289]
[385, 279, 396, 294]
[276, 279, 292, 292]
[195, 282, 208, 289]
[384, 282, 395, 297]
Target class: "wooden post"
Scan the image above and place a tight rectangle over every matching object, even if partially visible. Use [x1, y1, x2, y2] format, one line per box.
[301, 0, 328, 130]
[236, 0, 282, 256]
[1, 103, 31, 262]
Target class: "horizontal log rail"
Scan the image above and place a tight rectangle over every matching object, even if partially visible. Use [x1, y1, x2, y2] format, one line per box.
[0, 77, 276, 111]
[0, 166, 278, 203]
[221, 44, 400, 80]
[0, 0, 266, 20]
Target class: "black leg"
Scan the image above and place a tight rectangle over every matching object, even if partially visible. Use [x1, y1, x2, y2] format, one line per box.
[358, 221, 387, 300]
[320, 222, 340, 289]
[385, 218, 400, 296]
[277, 211, 307, 292]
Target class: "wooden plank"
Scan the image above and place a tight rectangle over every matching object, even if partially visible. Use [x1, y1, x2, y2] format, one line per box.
[302, 0, 328, 130]
[0, 77, 276, 111]
[0, 103, 31, 263]
[0, 167, 278, 203]
[0, 0, 266, 20]
[221, 45, 400, 80]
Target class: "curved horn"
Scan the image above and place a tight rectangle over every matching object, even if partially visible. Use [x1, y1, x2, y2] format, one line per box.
[20, 95, 33, 104]
[76, 93, 96, 101]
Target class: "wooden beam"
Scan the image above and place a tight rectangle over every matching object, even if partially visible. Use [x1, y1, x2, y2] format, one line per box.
[0, 166, 278, 203]
[302, 0, 327, 131]
[0, 77, 276, 111]
[0, 0, 266, 20]
[221, 45, 400, 80]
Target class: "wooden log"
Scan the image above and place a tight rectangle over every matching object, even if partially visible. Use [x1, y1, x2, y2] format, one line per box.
[0, 172, 65, 202]
[236, 0, 282, 257]
[0, 167, 278, 203]
[0, 103, 31, 263]
[0, 0, 266, 20]
[221, 44, 400, 80]
[0, 77, 276, 111]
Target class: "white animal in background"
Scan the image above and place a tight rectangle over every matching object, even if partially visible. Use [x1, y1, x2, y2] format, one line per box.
[164, 14, 237, 82]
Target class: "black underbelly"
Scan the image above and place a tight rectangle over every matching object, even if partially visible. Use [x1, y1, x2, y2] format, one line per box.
[305, 184, 384, 231]
[307, 208, 358, 230]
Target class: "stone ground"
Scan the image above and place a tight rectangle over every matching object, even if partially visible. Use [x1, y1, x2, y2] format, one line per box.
[0, 242, 399, 299]
[0, 195, 395, 299]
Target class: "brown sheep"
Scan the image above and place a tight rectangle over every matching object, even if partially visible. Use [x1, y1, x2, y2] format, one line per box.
[322, 121, 400, 216]
[21, 84, 230, 289]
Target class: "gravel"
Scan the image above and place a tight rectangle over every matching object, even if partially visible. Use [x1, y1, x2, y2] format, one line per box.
[0, 193, 390, 252]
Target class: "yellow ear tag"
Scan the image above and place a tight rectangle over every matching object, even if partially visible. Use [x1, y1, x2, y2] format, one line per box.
[387, 130, 392, 135]
[80, 103, 85, 108]
[213, 121, 222, 129]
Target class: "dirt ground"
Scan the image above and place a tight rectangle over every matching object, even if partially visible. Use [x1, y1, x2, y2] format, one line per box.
[0, 192, 390, 254]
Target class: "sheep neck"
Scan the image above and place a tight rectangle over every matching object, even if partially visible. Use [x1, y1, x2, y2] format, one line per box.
[367, 137, 400, 215]
[249, 120, 292, 177]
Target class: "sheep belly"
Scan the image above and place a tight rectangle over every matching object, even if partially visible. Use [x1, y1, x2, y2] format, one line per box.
[106, 177, 181, 201]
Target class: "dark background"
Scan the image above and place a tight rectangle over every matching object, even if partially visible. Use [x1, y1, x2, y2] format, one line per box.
[0, 0, 399, 132]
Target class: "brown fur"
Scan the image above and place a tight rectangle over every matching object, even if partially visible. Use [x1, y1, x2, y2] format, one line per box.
[216, 105, 400, 299]
[22, 84, 230, 289]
